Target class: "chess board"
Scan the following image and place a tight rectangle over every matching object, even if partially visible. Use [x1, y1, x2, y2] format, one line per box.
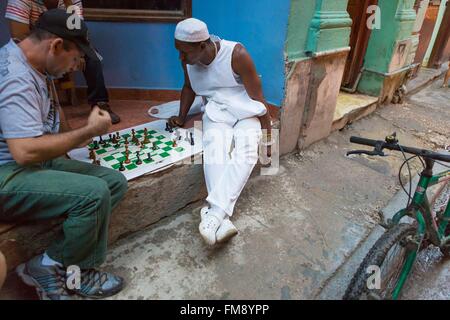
[68, 120, 203, 181]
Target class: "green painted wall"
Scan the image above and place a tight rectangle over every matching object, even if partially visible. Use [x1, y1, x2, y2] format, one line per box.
[306, 0, 352, 53]
[358, 0, 416, 95]
[286, 0, 316, 61]
[286, 0, 351, 62]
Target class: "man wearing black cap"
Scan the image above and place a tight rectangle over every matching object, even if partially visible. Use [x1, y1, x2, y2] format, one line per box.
[0, 9, 128, 300]
[5, 0, 121, 124]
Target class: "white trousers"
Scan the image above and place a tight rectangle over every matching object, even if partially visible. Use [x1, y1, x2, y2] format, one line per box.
[202, 113, 262, 217]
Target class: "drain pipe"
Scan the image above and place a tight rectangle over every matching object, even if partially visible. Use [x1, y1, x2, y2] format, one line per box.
[341, 67, 364, 93]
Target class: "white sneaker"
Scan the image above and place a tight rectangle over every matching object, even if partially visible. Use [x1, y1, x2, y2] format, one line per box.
[199, 214, 222, 245]
[216, 219, 238, 243]
[200, 206, 209, 220]
[200, 207, 238, 243]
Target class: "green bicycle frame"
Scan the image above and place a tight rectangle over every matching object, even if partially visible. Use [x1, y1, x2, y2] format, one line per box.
[389, 163, 450, 300]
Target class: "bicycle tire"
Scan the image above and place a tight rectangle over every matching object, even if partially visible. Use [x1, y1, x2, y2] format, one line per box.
[343, 223, 417, 300]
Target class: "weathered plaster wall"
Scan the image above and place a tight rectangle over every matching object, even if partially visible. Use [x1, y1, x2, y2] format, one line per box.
[358, 0, 416, 96]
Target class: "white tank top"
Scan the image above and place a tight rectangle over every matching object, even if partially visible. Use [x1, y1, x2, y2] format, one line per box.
[187, 37, 266, 125]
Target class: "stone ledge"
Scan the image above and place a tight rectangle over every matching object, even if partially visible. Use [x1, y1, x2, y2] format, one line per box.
[0, 154, 207, 272]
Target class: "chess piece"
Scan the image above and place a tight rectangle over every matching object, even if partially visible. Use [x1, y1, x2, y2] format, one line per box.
[124, 137, 129, 146]
[99, 136, 105, 145]
[119, 161, 125, 171]
[147, 153, 152, 161]
[124, 149, 131, 164]
[109, 134, 113, 142]
[135, 151, 142, 165]
[143, 129, 150, 144]
[190, 132, 194, 146]
[172, 139, 177, 148]
[152, 142, 158, 151]
[165, 122, 170, 132]
[89, 150, 96, 160]
[93, 140, 100, 150]
[131, 129, 139, 144]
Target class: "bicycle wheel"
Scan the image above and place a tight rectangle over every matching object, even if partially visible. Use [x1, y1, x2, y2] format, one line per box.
[343, 223, 418, 300]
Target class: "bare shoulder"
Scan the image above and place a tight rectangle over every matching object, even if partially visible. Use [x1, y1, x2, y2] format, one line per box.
[232, 43, 255, 74]
[232, 43, 251, 62]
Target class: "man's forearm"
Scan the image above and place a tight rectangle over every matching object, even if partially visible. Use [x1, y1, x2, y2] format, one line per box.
[179, 85, 196, 120]
[9, 126, 94, 165]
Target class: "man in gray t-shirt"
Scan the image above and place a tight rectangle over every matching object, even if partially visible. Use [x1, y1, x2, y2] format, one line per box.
[0, 9, 127, 300]
[0, 39, 59, 165]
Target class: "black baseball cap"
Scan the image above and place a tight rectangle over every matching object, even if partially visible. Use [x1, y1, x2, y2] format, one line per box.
[35, 9, 98, 61]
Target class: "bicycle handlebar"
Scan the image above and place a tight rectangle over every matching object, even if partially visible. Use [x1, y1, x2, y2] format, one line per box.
[349, 136, 450, 163]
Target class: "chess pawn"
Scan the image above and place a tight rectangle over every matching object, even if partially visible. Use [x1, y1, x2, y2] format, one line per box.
[135, 151, 142, 165]
[89, 150, 96, 160]
[119, 161, 126, 172]
[172, 139, 177, 148]
[143, 133, 150, 144]
[124, 137, 129, 146]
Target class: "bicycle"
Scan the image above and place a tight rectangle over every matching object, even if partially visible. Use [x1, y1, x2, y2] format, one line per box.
[343, 133, 450, 300]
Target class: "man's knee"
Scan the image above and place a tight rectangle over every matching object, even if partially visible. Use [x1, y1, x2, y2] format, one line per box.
[76, 178, 111, 214]
[234, 132, 261, 164]
[108, 170, 128, 199]
[0, 251, 6, 290]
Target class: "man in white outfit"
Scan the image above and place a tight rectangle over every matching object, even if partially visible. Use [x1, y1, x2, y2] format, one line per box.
[169, 18, 272, 245]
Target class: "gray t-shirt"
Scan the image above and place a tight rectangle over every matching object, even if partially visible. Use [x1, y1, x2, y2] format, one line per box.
[0, 39, 60, 166]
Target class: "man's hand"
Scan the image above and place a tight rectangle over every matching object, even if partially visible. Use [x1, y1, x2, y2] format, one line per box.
[259, 113, 273, 158]
[168, 116, 185, 128]
[87, 106, 112, 137]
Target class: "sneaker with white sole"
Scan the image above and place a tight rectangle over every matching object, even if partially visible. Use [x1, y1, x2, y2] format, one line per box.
[216, 219, 238, 243]
[200, 206, 209, 220]
[199, 214, 222, 245]
[200, 207, 238, 243]
[75, 268, 124, 299]
[16, 254, 73, 300]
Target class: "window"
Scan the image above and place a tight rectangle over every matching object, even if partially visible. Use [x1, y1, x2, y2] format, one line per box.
[83, 0, 192, 23]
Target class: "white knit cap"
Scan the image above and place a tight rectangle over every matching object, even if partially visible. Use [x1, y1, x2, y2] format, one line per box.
[175, 18, 210, 42]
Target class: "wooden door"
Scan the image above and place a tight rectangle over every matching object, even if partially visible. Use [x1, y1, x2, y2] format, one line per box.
[342, 0, 378, 88]
[413, 1, 441, 65]
[428, 0, 450, 67]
